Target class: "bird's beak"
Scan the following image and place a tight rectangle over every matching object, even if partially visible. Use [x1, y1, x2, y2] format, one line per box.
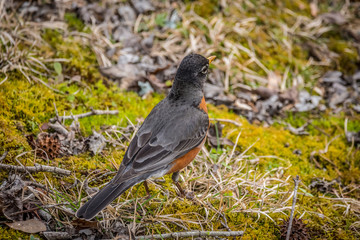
[207, 56, 216, 64]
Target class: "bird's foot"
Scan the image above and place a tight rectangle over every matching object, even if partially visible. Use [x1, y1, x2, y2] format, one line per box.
[174, 182, 194, 200]
[143, 180, 152, 199]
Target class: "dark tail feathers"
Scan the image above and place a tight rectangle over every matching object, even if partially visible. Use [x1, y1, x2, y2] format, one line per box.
[76, 180, 137, 220]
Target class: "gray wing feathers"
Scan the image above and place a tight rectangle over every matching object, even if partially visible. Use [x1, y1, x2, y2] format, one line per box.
[76, 98, 208, 220]
[119, 100, 208, 175]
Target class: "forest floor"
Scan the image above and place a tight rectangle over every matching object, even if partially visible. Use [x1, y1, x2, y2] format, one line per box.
[0, 0, 360, 239]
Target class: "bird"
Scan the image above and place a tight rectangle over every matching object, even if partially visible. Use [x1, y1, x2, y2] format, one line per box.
[76, 53, 216, 220]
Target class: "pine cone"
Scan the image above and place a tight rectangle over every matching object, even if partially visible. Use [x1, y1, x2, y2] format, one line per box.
[279, 216, 310, 240]
[27, 132, 61, 160]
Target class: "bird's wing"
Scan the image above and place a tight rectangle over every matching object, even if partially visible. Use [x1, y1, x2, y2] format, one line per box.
[112, 100, 209, 183]
[76, 99, 208, 220]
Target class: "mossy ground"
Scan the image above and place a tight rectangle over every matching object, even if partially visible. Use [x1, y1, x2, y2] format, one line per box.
[1, 0, 360, 239]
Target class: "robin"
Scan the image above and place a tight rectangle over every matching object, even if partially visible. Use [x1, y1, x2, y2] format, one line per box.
[76, 53, 216, 220]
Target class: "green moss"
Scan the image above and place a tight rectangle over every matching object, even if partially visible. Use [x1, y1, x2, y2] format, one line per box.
[2, 78, 359, 238]
[41, 29, 99, 79]
[190, 0, 220, 18]
[327, 38, 359, 73]
[1, 0, 360, 238]
[0, 227, 39, 240]
[64, 13, 88, 32]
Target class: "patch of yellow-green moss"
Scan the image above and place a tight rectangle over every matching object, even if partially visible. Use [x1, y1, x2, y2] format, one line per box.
[0, 228, 40, 240]
[1, 1, 360, 238]
[41, 29, 99, 79]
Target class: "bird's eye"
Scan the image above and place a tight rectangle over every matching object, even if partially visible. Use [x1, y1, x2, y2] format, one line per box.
[200, 65, 208, 75]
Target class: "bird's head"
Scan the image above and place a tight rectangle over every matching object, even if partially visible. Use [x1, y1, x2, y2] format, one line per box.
[173, 53, 216, 90]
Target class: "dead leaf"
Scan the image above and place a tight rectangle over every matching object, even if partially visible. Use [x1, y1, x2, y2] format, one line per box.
[304, 41, 339, 62]
[118, 52, 140, 65]
[309, 178, 338, 193]
[131, 0, 154, 13]
[85, 131, 106, 155]
[294, 91, 321, 112]
[253, 86, 276, 100]
[322, 71, 343, 84]
[100, 64, 145, 80]
[71, 219, 99, 229]
[320, 12, 347, 25]
[279, 87, 298, 104]
[117, 4, 137, 25]
[6, 219, 46, 233]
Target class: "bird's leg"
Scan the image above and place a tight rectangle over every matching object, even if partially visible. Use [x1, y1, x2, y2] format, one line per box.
[143, 180, 151, 199]
[171, 171, 184, 194]
[172, 172, 194, 200]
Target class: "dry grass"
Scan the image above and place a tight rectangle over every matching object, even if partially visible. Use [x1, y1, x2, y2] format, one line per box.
[0, 0, 359, 239]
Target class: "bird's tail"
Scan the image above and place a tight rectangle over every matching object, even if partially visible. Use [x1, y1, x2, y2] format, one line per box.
[76, 179, 140, 220]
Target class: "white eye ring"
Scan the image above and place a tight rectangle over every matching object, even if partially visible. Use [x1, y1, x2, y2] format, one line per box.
[201, 66, 208, 75]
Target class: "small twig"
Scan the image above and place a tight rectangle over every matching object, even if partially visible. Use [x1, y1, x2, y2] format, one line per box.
[48, 122, 69, 136]
[32, 75, 64, 95]
[53, 102, 60, 121]
[310, 135, 340, 168]
[88, 171, 116, 184]
[136, 230, 244, 239]
[15, 151, 37, 182]
[285, 121, 310, 135]
[0, 74, 8, 85]
[210, 118, 242, 127]
[286, 175, 301, 240]
[0, 150, 8, 162]
[0, 163, 71, 175]
[311, 124, 330, 137]
[9, 203, 68, 216]
[24, 180, 55, 194]
[50, 109, 119, 123]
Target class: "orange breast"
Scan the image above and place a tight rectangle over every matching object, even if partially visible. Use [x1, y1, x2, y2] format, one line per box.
[167, 96, 209, 174]
[199, 96, 208, 113]
[167, 137, 206, 174]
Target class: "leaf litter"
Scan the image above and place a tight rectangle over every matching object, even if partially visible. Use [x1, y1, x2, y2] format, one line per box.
[1, 0, 360, 239]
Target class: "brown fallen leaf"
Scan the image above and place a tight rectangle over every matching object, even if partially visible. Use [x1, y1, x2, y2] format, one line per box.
[71, 218, 99, 229]
[6, 219, 47, 233]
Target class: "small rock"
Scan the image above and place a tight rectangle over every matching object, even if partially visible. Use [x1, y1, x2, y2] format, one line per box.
[118, 53, 140, 65]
